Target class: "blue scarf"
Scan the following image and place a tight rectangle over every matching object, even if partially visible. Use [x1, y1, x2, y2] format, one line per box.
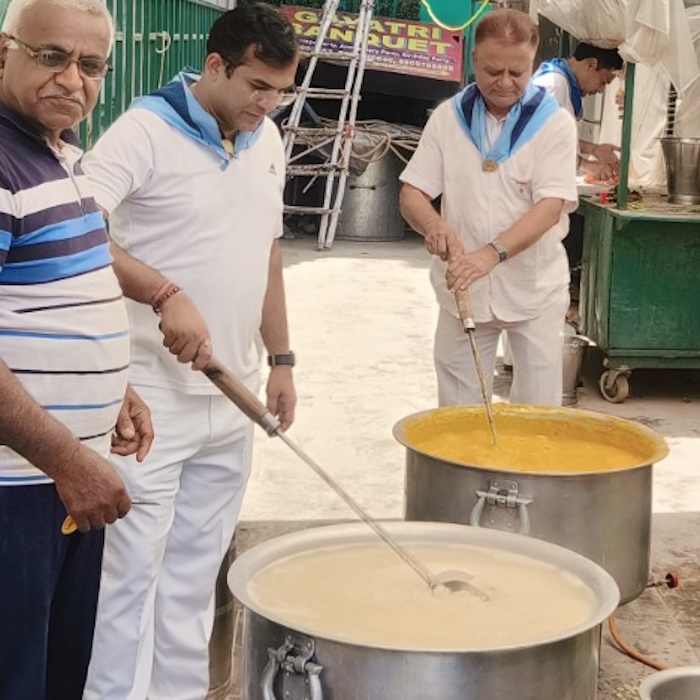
[451, 82, 560, 167]
[131, 70, 263, 169]
[534, 58, 583, 119]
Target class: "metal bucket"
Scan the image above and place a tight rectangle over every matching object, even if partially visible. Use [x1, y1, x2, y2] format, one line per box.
[207, 537, 236, 700]
[562, 324, 588, 407]
[661, 137, 700, 204]
[395, 405, 669, 603]
[638, 666, 700, 699]
[336, 152, 406, 241]
[229, 522, 619, 700]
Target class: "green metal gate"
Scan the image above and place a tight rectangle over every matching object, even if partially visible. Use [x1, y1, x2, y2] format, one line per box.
[87, 0, 223, 146]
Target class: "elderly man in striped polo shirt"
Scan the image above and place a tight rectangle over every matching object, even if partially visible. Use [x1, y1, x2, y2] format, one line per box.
[0, 0, 154, 698]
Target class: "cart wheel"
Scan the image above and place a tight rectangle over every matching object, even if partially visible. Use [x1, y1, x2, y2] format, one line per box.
[599, 371, 630, 403]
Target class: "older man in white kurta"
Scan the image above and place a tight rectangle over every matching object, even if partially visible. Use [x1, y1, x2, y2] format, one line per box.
[400, 8, 578, 407]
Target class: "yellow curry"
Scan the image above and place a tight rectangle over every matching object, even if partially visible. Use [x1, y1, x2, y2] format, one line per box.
[401, 405, 668, 474]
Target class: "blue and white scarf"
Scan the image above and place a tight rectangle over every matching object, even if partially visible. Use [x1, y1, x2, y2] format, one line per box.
[451, 82, 560, 167]
[131, 70, 263, 169]
[534, 58, 583, 119]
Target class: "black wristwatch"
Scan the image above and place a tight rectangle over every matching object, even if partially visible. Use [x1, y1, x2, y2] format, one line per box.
[488, 240, 508, 263]
[267, 352, 296, 368]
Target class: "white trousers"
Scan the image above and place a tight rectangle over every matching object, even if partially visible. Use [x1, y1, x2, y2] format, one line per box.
[84, 386, 254, 700]
[434, 290, 569, 407]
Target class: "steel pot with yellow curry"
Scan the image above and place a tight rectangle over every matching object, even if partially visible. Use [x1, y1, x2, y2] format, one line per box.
[394, 405, 669, 603]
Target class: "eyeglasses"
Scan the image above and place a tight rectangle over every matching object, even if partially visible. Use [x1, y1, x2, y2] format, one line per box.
[6, 36, 111, 80]
[249, 87, 298, 108]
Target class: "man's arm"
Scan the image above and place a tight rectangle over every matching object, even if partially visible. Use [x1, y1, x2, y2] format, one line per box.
[110, 241, 213, 370]
[259, 239, 296, 431]
[447, 198, 565, 291]
[0, 357, 131, 531]
[580, 140, 620, 164]
[399, 184, 463, 261]
[579, 140, 620, 181]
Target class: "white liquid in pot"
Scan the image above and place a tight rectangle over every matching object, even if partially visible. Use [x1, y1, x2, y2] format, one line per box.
[247, 542, 598, 651]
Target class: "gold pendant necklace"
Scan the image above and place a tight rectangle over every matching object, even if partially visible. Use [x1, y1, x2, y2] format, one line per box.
[221, 138, 235, 158]
[482, 159, 499, 172]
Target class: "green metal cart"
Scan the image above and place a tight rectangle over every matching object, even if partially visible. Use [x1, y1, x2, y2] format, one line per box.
[579, 195, 700, 402]
[579, 62, 700, 403]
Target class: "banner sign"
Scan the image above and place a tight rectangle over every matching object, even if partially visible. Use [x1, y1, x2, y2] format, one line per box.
[280, 5, 464, 83]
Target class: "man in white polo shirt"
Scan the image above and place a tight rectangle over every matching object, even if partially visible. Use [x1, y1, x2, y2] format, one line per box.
[534, 42, 623, 181]
[81, 5, 298, 699]
[400, 8, 578, 407]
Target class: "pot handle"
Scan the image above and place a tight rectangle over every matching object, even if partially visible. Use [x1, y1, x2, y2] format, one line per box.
[262, 635, 324, 700]
[469, 480, 533, 536]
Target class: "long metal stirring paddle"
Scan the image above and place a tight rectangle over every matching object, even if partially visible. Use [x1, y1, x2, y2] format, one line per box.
[455, 288, 499, 447]
[203, 356, 488, 600]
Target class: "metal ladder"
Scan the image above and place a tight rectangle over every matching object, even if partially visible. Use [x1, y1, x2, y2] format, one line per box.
[283, 0, 375, 249]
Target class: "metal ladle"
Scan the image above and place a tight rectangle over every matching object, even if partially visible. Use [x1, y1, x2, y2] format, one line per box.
[203, 356, 489, 601]
[455, 288, 499, 447]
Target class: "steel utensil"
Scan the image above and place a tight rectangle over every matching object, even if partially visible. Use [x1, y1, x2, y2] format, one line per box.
[455, 288, 499, 447]
[203, 356, 489, 600]
[61, 500, 159, 535]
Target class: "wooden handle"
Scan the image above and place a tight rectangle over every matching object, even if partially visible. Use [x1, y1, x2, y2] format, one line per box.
[202, 356, 280, 435]
[454, 288, 476, 331]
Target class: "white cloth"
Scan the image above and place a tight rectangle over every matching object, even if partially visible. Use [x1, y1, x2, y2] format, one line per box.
[530, 0, 699, 96]
[84, 386, 254, 700]
[675, 8, 700, 138]
[82, 109, 285, 393]
[597, 69, 670, 189]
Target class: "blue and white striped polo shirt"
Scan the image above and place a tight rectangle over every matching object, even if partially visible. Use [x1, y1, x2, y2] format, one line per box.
[0, 104, 130, 486]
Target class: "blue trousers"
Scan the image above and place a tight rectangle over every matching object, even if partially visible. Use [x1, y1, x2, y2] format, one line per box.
[0, 484, 104, 700]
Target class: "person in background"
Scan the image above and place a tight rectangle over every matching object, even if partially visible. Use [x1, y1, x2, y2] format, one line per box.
[400, 8, 578, 408]
[533, 43, 623, 306]
[81, 4, 298, 699]
[534, 42, 624, 181]
[0, 0, 153, 698]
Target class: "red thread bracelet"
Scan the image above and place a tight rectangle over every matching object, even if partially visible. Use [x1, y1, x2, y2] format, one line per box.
[150, 282, 182, 314]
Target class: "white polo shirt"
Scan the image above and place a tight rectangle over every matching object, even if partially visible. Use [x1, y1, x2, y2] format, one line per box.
[83, 110, 285, 393]
[401, 99, 578, 323]
[533, 70, 576, 117]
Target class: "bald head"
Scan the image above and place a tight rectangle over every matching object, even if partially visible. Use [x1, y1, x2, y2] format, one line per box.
[2, 0, 114, 50]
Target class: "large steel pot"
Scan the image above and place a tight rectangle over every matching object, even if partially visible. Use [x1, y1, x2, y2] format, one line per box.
[394, 405, 669, 604]
[638, 666, 700, 699]
[229, 521, 619, 700]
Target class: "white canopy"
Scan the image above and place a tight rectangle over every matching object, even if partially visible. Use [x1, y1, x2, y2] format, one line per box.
[529, 0, 700, 95]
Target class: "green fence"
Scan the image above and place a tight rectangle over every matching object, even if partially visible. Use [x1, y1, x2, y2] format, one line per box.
[84, 0, 222, 146]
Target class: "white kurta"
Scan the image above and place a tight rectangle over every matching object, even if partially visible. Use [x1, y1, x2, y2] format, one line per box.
[401, 98, 578, 406]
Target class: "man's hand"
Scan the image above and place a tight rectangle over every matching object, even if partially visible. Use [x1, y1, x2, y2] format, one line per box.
[591, 143, 620, 168]
[580, 159, 618, 183]
[111, 385, 154, 462]
[446, 245, 500, 292]
[158, 291, 213, 370]
[266, 367, 296, 432]
[424, 219, 463, 262]
[52, 444, 132, 533]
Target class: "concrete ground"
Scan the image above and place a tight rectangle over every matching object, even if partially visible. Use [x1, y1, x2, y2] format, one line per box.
[218, 232, 700, 700]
